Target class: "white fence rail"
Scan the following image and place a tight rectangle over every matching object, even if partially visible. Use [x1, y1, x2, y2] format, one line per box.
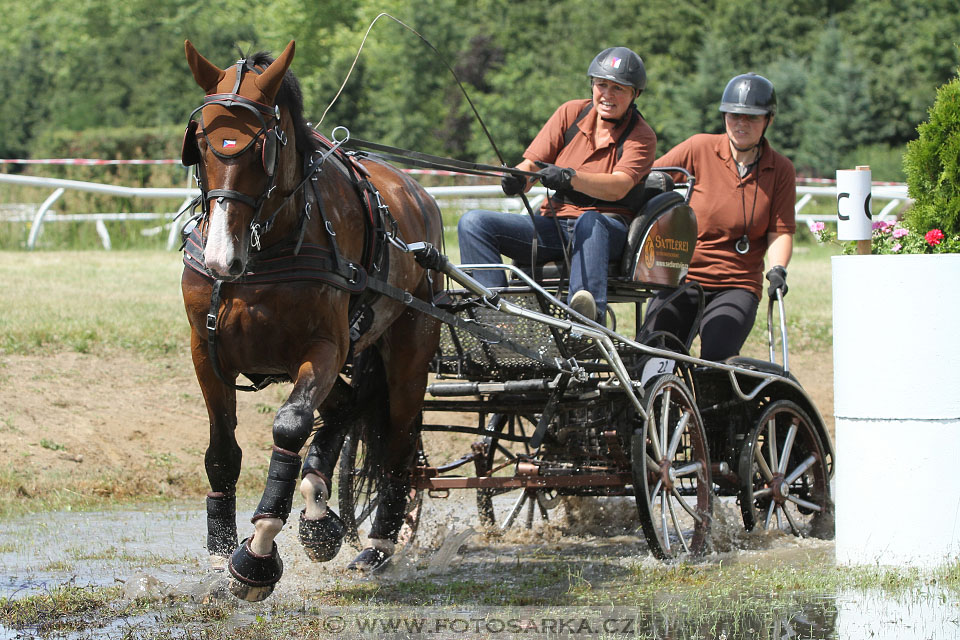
[0, 173, 912, 250]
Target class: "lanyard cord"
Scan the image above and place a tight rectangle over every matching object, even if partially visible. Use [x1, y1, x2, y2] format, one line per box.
[735, 146, 763, 255]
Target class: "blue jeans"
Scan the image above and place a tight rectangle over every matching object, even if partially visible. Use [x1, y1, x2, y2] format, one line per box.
[457, 209, 628, 314]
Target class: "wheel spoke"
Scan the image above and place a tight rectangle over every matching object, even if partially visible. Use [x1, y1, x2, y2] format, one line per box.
[660, 388, 672, 453]
[660, 491, 670, 553]
[785, 455, 817, 484]
[781, 505, 803, 536]
[674, 461, 703, 478]
[768, 417, 779, 473]
[754, 442, 775, 482]
[647, 417, 664, 461]
[666, 410, 692, 459]
[752, 487, 773, 500]
[764, 499, 776, 529]
[650, 478, 663, 504]
[787, 494, 823, 513]
[667, 494, 691, 554]
[645, 453, 660, 473]
[778, 423, 799, 475]
[501, 489, 529, 530]
[670, 486, 703, 523]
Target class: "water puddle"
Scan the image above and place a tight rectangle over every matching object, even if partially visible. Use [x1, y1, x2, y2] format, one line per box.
[0, 496, 957, 638]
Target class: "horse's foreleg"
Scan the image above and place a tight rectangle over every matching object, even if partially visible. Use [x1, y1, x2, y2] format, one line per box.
[192, 335, 242, 563]
[229, 341, 342, 600]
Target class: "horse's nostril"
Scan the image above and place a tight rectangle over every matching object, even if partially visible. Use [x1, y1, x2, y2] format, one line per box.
[228, 259, 244, 276]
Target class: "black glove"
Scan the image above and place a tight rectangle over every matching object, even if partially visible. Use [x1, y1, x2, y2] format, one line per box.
[500, 172, 525, 196]
[765, 265, 788, 299]
[534, 161, 576, 191]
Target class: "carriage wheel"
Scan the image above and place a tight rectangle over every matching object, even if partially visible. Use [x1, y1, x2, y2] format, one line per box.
[631, 374, 712, 559]
[476, 413, 558, 529]
[337, 426, 424, 552]
[738, 400, 833, 538]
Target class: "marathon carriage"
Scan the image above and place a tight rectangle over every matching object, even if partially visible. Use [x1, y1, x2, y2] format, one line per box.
[180, 41, 834, 603]
[338, 167, 836, 559]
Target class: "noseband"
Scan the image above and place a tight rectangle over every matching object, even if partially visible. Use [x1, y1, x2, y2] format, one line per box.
[181, 58, 289, 250]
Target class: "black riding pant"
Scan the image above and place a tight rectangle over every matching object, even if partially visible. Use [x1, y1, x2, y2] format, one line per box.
[644, 286, 759, 362]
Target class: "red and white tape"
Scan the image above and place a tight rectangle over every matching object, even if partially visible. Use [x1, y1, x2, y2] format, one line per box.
[0, 159, 905, 185]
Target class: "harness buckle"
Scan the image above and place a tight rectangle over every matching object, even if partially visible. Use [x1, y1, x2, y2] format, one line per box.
[250, 223, 262, 250]
[206, 312, 218, 332]
[346, 263, 360, 284]
[324, 220, 337, 237]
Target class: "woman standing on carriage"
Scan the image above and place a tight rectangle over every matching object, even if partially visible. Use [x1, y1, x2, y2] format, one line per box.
[457, 46, 657, 323]
[643, 73, 797, 361]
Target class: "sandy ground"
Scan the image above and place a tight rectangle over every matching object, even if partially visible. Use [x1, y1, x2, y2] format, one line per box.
[0, 348, 834, 504]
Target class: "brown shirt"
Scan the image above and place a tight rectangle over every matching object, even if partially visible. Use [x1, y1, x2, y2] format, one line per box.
[654, 133, 796, 298]
[524, 99, 657, 218]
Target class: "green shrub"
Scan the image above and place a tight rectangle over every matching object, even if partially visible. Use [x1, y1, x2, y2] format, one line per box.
[903, 68, 960, 242]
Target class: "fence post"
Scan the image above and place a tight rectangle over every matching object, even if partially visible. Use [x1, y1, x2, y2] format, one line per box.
[26, 187, 65, 250]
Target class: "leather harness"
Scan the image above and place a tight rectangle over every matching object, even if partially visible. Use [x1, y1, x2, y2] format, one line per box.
[182, 128, 404, 392]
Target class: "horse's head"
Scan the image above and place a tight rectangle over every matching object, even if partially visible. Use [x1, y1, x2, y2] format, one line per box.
[182, 40, 297, 279]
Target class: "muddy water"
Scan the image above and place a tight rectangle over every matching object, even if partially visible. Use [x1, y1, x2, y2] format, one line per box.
[1, 496, 958, 639]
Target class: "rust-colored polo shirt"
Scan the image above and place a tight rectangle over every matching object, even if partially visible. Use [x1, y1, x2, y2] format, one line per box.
[654, 133, 796, 298]
[524, 98, 657, 218]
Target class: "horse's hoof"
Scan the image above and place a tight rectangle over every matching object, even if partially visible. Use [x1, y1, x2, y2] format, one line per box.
[227, 537, 283, 602]
[299, 508, 345, 562]
[208, 553, 229, 573]
[346, 547, 392, 573]
[228, 580, 276, 602]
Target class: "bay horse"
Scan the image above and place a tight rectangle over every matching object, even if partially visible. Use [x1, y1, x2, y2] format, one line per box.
[180, 40, 442, 601]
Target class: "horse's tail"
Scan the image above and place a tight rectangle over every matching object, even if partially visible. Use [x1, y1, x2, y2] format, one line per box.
[351, 346, 390, 482]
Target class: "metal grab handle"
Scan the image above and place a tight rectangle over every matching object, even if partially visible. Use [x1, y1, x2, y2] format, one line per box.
[766, 290, 789, 374]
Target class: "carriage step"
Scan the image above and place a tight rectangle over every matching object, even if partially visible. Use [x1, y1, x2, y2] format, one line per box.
[427, 378, 555, 396]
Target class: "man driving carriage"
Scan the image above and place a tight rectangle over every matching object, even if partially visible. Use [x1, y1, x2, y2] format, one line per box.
[457, 46, 656, 323]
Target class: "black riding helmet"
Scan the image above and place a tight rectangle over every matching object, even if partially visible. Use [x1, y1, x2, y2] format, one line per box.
[718, 73, 777, 115]
[587, 47, 646, 95]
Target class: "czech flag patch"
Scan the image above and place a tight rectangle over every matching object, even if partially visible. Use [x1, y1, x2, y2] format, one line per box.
[610, 56, 622, 69]
[222, 139, 237, 149]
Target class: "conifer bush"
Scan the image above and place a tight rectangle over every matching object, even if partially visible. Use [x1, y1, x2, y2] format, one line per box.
[902, 67, 960, 252]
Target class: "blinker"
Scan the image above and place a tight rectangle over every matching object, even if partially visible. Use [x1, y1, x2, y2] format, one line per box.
[181, 120, 201, 167]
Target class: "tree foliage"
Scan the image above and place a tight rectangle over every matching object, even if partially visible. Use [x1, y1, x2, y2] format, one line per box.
[1, 0, 958, 181]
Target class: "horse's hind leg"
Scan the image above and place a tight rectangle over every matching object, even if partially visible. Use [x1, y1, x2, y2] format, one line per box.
[228, 340, 344, 601]
[297, 377, 353, 562]
[348, 312, 439, 572]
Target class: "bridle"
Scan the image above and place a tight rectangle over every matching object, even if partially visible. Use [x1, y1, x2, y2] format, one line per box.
[181, 58, 289, 250]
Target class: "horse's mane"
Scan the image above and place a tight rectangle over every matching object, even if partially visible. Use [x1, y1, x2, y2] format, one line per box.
[249, 51, 319, 156]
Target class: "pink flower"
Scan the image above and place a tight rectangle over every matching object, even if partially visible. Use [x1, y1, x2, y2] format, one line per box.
[892, 228, 908, 239]
[925, 229, 945, 246]
[810, 221, 825, 232]
[892, 243, 902, 252]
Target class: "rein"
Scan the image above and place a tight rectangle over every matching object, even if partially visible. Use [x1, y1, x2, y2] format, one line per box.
[341, 138, 540, 180]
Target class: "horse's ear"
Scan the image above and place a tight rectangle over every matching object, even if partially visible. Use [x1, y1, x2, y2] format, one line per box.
[185, 40, 226, 93]
[255, 41, 296, 103]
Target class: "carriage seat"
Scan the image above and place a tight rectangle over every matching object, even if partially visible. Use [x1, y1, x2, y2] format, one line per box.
[512, 171, 697, 288]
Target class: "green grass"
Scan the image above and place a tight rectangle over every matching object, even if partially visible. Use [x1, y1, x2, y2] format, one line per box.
[0, 239, 838, 358]
[0, 251, 188, 356]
